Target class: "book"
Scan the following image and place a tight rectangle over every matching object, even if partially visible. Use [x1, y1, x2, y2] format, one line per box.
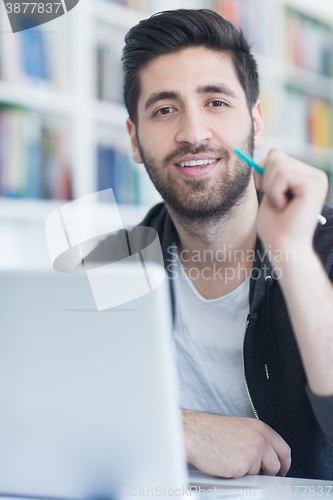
[97, 145, 116, 201]
[3, 110, 25, 197]
[0, 12, 70, 89]
[0, 11, 26, 83]
[95, 23, 124, 103]
[0, 109, 73, 200]
[23, 112, 42, 198]
[97, 143, 142, 204]
[20, 28, 49, 81]
[52, 123, 73, 200]
[96, 44, 122, 102]
[308, 98, 332, 148]
[285, 8, 333, 77]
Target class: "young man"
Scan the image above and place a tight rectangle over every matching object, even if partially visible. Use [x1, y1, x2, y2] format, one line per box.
[88, 9, 333, 479]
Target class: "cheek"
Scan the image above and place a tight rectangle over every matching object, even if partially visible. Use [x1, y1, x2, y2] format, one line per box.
[141, 125, 172, 157]
[136, 137, 162, 167]
[220, 118, 252, 146]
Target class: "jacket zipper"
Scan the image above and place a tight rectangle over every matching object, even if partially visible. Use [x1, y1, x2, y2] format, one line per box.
[242, 315, 259, 420]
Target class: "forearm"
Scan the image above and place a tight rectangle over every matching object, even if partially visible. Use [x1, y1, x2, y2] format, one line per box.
[278, 249, 333, 396]
[181, 409, 291, 477]
[182, 409, 196, 463]
[182, 409, 214, 464]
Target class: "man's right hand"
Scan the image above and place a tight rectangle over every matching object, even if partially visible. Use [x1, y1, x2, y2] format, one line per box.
[183, 410, 291, 478]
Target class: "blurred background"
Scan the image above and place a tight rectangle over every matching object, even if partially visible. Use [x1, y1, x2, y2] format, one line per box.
[0, 0, 333, 268]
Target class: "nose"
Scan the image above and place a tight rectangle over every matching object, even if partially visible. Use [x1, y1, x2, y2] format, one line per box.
[175, 109, 213, 146]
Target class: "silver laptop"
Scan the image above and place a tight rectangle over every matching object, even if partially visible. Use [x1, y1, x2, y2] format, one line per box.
[0, 265, 188, 499]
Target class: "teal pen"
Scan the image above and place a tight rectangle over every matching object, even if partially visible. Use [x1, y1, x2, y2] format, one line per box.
[234, 147, 264, 175]
[234, 147, 326, 226]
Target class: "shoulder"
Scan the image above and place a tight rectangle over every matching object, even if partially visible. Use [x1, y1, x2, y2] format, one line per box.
[138, 201, 168, 228]
[84, 202, 174, 266]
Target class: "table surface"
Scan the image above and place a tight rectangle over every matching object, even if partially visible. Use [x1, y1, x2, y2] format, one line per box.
[0, 470, 331, 499]
[189, 469, 333, 499]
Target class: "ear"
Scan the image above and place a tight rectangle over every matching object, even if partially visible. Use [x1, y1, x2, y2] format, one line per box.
[252, 100, 265, 149]
[126, 117, 143, 164]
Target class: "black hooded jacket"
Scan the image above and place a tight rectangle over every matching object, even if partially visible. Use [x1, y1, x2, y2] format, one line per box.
[86, 200, 333, 480]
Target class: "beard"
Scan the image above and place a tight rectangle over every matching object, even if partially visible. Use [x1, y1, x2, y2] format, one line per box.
[136, 124, 255, 223]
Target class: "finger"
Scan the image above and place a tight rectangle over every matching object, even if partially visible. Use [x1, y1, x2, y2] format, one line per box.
[257, 148, 278, 172]
[269, 433, 292, 477]
[258, 158, 266, 168]
[262, 168, 291, 211]
[277, 449, 292, 477]
[260, 449, 281, 476]
[260, 149, 325, 211]
[247, 456, 263, 476]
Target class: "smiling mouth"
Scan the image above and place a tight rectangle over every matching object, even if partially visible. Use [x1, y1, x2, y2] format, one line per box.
[175, 158, 220, 168]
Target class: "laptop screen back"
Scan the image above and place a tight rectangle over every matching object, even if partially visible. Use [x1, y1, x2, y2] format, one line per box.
[0, 266, 187, 499]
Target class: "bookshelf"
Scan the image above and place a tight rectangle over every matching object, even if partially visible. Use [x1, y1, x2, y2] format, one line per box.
[1, 0, 332, 203]
[1, 0, 333, 268]
[253, 1, 333, 204]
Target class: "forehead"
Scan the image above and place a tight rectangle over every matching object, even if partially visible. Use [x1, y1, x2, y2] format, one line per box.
[138, 46, 246, 106]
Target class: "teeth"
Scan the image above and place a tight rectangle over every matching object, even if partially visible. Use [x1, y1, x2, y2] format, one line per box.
[179, 159, 218, 168]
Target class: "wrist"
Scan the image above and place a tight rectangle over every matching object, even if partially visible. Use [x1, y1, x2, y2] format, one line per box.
[275, 248, 323, 292]
[270, 245, 316, 274]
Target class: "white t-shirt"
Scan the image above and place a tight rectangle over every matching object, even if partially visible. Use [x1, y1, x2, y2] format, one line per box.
[169, 244, 255, 418]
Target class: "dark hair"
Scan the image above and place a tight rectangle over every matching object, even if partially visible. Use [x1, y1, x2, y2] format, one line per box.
[122, 9, 259, 125]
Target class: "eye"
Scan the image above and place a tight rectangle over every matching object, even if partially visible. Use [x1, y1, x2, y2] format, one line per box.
[208, 100, 228, 107]
[154, 107, 174, 116]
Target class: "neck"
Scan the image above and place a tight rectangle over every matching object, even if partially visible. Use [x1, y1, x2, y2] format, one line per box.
[168, 182, 258, 264]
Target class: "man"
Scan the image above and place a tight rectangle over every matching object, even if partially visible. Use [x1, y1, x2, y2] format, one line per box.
[88, 9, 333, 479]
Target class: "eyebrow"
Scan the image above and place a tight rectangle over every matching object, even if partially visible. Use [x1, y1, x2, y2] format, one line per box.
[144, 91, 180, 110]
[197, 84, 237, 99]
[144, 83, 237, 111]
